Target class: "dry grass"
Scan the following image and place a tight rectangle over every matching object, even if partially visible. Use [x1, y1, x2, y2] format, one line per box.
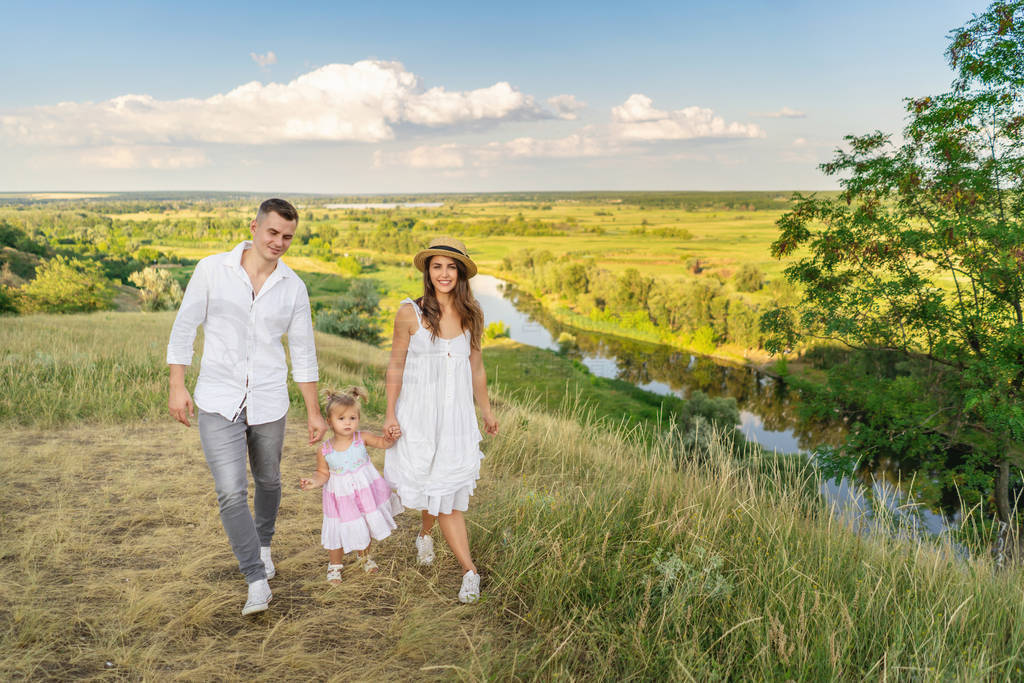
[0, 420, 510, 680]
[4, 311, 1024, 679]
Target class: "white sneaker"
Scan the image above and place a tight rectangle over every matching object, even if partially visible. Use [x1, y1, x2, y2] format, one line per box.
[415, 534, 435, 565]
[242, 579, 272, 615]
[458, 570, 480, 603]
[260, 546, 275, 580]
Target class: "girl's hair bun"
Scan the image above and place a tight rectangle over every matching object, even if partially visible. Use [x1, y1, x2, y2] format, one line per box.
[323, 385, 367, 415]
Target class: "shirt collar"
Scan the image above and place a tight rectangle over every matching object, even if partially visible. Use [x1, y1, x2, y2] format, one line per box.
[224, 241, 295, 280]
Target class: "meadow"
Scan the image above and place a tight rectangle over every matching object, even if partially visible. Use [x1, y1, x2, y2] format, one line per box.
[2, 311, 1024, 680]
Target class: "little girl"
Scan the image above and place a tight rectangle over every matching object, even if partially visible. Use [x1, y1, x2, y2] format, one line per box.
[299, 386, 400, 582]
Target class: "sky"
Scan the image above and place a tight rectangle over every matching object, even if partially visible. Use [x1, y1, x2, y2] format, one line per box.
[0, 0, 994, 194]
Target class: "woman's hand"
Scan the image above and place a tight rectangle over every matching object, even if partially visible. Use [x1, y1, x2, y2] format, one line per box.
[383, 415, 402, 441]
[482, 411, 499, 436]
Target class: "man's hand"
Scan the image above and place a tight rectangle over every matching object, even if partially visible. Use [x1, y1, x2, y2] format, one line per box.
[307, 412, 328, 445]
[169, 384, 195, 427]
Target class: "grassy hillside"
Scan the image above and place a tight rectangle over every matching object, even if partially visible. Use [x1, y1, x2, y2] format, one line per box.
[2, 312, 1023, 679]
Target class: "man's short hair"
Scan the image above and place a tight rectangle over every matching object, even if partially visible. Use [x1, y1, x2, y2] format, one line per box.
[256, 198, 299, 224]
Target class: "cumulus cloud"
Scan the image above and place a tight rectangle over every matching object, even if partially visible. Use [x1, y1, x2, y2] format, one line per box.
[79, 145, 210, 169]
[0, 60, 551, 147]
[250, 51, 277, 67]
[755, 106, 806, 118]
[547, 94, 586, 120]
[611, 94, 765, 140]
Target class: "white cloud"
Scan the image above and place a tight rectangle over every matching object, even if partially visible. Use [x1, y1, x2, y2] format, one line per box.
[792, 137, 808, 146]
[383, 143, 467, 169]
[755, 106, 806, 119]
[78, 145, 210, 169]
[547, 94, 586, 120]
[0, 60, 550, 147]
[376, 132, 611, 170]
[250, 51, 277, 68]
[484, 133, 607, 159]
[611, 94, 765, 140]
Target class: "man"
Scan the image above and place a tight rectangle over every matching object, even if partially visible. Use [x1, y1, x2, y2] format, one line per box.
[167, 198, 327, 615]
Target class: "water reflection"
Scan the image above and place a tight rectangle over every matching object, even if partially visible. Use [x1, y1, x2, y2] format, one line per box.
[472, 274, 956, 534]
[472, 274, 843, 454]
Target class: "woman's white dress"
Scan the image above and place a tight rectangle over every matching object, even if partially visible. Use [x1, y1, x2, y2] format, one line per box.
[384, 298, 483, 515]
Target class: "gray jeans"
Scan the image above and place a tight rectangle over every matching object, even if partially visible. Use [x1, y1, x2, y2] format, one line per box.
[198, 408, 286, 583]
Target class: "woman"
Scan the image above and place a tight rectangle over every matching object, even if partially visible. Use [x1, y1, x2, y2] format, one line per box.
[383, 236, 499, 603]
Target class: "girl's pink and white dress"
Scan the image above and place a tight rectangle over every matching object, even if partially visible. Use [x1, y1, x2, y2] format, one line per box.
[321, 433, 397, 553]
[384, 298, 484, 516]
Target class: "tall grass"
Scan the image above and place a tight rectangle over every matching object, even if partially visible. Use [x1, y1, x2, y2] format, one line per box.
[0, 312, 389, 426]
[2, 312, 1023, 679]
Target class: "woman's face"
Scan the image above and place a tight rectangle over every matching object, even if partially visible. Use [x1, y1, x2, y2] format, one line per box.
[428, 255, 459, 294]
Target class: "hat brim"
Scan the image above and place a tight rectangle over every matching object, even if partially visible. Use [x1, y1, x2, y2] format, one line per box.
[413, 249, 478, 279]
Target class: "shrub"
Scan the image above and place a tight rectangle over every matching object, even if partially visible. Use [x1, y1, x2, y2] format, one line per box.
[337, 255, 362, 276]
[733, 264, 764, 292]
[129, 266, 184, 312]
[484, 321, 511, 341]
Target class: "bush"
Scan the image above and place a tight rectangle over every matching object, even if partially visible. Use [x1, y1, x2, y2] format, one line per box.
[315, 309, 381, 345]
[337, 255, 362, 276]
[0, 285, 17, 314]
[129, 266, 184, 311]
[18, 256, 116, 313]
[484, 321, 511, 341]
[733, 264, 764, 292]
[314, 278, 383, 345]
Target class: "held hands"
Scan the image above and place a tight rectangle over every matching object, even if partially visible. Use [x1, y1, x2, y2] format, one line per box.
[169, 385, 195, 427]
[299, 476, 321, 491]
[383, 415, 402, 442]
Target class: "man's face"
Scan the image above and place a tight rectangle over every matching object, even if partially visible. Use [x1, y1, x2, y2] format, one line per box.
[249, 211, 297, 262]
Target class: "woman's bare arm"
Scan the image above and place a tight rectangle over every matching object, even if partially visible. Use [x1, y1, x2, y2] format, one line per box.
[384, 303, 417, 437]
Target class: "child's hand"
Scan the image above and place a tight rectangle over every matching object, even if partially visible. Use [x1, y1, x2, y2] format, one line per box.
[299, 477, 319, 491]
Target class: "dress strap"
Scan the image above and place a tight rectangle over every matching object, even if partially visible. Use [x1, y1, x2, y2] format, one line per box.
[401, 297, 423, 324]
[320, 441, 331, 456]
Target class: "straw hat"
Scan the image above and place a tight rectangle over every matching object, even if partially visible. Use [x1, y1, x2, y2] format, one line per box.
[413, 236, 478, 279]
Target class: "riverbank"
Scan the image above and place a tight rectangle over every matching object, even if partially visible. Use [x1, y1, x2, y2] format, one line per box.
[2, 311, 1022, 678]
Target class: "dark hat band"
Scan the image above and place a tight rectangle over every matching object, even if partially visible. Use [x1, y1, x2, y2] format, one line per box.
[428, 245, 467, 257]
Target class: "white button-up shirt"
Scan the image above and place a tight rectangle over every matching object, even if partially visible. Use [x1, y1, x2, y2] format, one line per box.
[166, 241, 319, 425]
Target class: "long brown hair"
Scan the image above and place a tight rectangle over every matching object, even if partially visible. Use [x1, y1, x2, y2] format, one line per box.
[417, 256, 483, 350]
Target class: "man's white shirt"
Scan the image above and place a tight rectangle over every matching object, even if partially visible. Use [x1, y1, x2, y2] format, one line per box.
[167, 241, 319, 425]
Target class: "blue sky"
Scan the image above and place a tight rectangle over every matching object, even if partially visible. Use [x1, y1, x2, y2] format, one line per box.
[0, 0, 993, 193]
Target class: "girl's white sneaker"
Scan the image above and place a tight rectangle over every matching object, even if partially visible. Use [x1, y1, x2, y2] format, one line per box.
[458, 570, 480, 603]
[242, 579, 272, 615]
[415, 534, 435, 565]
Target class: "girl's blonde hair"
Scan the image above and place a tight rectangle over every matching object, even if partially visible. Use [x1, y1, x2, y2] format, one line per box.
[322, 385, 368, 418]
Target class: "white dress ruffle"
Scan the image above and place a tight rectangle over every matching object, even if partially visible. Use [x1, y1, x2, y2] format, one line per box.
[385, 298, 483, 515]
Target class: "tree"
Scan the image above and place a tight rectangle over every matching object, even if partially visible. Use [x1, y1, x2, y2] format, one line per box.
[764, 0, 1024, 530]
[18, 256, 117, 313]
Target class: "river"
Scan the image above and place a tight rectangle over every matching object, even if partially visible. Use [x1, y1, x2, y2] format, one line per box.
[470, 273, 954, 536]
